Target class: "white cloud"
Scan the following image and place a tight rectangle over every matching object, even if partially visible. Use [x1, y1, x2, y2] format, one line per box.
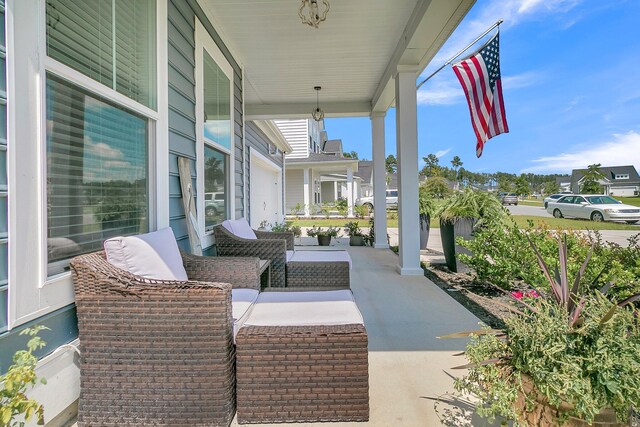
[522, 131, 640, 173]
[502, 71, 541, 90]
[435, 148, 452, 159]
[85, 137, 125, 160]
[425, 0, 583, 72]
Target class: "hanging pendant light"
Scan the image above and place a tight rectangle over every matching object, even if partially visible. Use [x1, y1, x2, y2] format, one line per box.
[311, 86, 325, 122]
[299, 0, 330, 29]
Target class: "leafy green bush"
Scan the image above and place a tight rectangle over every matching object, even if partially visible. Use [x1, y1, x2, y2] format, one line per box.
[344, 221, 363, 237]
[270, 221, 301, 237]
[1, 326, 48, 426]
[457, 220, 640, 299]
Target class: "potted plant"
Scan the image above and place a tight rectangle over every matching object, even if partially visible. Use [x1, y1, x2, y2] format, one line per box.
[418, 184, 437, 250]
[437, 189, 506, 272]
[442, 237, 640, 426]
[306, 225, 340, 246]
[344, 221, 365, 246]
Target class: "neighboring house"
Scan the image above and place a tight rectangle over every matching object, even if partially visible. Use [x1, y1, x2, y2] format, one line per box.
[556, 176, 571, 192]
[277, 120, 360, 216]
[570, 165, 640, 196]
[355, 160, 373, 198]
[0, 1, 475, 423]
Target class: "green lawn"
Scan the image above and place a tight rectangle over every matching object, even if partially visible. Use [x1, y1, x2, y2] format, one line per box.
[510, 215, 640, 231]
[617, 196, 640, 207]
[518, 199, 543, 207]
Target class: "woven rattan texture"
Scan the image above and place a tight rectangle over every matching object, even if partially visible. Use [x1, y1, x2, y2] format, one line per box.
[286, 261, 351, 289]
[70, 251, 238, 427]
[214, 226, 289, 288]
[235, 324, 369, 424]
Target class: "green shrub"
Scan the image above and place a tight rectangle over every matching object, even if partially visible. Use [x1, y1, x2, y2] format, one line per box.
[306, 225, 340, 238]
[437, 189, 507, 228]
[270, 221, 301, 237]
[1, 326, 48, 426]
[457, 220, 640, 299]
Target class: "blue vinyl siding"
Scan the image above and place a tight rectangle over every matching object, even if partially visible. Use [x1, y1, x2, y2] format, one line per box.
[168, 0, 244, 252]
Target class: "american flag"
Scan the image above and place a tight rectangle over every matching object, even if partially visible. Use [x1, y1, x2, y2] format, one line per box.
[452, 31, 509, 158]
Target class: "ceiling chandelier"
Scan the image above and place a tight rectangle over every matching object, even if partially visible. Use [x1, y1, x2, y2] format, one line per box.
[311, 86, 325, 122]
[299, 0, 330, 29]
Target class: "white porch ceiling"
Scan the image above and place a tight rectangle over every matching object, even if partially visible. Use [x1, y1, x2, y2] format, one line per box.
[199, 0, 475, 119]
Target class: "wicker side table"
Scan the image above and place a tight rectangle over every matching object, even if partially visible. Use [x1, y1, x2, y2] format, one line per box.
[285, 250, 351, 289]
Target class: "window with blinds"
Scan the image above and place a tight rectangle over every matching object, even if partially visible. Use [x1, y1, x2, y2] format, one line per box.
[46, 74, 148, 276]
[46, 0, 157, 109]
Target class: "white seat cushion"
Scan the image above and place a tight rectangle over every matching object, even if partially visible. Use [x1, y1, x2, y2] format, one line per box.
[221, 218, 257, 240]
[232, 288, 260, 339]
[244, 290, 364, 327]
[288, 250, 352, 269]
[104, 228, 188, 281]
[286, 250, 295, 262]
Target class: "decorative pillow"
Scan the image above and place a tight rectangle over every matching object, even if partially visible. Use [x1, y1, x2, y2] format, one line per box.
[221, 218, 257, 240]
[104, 227, 188, 281]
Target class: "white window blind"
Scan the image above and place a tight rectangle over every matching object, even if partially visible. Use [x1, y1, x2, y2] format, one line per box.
[46, 0, 157, 109]
[46, 74, 148, 276]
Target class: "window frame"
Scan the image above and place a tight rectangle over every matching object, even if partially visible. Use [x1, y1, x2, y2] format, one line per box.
[5, 0, 168, 329]
[195, 18, 234, 248]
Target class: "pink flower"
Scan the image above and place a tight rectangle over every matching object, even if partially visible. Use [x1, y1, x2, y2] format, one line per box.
[511, 291, 524, 300]
[526, 290, 540, 298]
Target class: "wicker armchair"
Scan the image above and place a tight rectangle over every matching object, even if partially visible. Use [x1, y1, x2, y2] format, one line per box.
[70, 251, 261, 427]
[214, 225, 294, 288]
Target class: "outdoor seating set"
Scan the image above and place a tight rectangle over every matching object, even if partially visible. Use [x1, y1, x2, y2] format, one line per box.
[70, 219, 368, 426]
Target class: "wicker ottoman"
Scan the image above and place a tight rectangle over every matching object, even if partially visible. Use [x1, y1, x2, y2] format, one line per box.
[286, 250, 352, 290]
[235, 290, 369, 424]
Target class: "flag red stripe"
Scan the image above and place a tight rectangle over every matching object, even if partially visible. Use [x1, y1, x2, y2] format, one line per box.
[495, 79, 508, 132]
[469, 55, 493, 129]
[452, 65, 483, 144]
[460, 60, 489, 139]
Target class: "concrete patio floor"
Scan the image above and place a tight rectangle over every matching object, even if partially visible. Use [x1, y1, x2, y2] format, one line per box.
[229, 245, 482, 426]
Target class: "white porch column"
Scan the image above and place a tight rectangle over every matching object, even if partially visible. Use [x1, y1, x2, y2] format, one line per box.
[333, 181, 339, 201]
[371, 112, 388, 248]
[303, 167, 311, 217]
[346, 166, 354, 217]
[395, 67, 422, 275]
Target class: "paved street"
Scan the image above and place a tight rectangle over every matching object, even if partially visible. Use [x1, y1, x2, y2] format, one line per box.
[505, 203, 548, 217]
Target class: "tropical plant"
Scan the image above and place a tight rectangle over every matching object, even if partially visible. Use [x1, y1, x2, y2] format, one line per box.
[306, 225, 340, 238]
[1, 326, 48, 427]
[437, 189, 507, 227]
[451, 155, 463, 180]
[344, 221, 363, 237]
[444, 238, 640, 426]
[385, 154, 397, 174]
[421, 153, 441, 177]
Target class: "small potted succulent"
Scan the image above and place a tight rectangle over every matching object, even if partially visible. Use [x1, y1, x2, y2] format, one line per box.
[344, 221, 365, 246]
[441, 237, 640, 426]
[306, 225, 340, 246]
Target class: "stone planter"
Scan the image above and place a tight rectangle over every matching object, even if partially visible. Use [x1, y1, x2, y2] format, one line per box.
[516, 375, 628, 427]
[349, 235, 365, 246]
[317, 235, 332, 246]
[439, 217, 476, 273]
[419, 214, 430, 250]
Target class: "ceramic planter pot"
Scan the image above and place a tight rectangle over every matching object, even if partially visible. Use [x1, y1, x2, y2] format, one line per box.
[419, 214, 430, 250]
[515, 375, 628, 427]
[439, 217, 476, 273]
[349, 235, 365, 246]
[317, 235, 332, 246]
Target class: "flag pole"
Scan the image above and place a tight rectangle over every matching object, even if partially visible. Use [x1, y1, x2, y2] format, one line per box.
[416, 19, 504, 90]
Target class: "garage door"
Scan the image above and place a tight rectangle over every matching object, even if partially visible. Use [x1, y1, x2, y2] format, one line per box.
[610, 186, 638, 197]
[250, 154, 281, 228]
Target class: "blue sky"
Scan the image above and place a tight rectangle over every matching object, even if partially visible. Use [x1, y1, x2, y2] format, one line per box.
[324, 0, 640, 175]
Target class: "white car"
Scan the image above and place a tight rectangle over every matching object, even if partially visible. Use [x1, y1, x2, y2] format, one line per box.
[356, 189, 398, 210]
[543, 192, 572, 209]
[546, 194, 640, 224]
